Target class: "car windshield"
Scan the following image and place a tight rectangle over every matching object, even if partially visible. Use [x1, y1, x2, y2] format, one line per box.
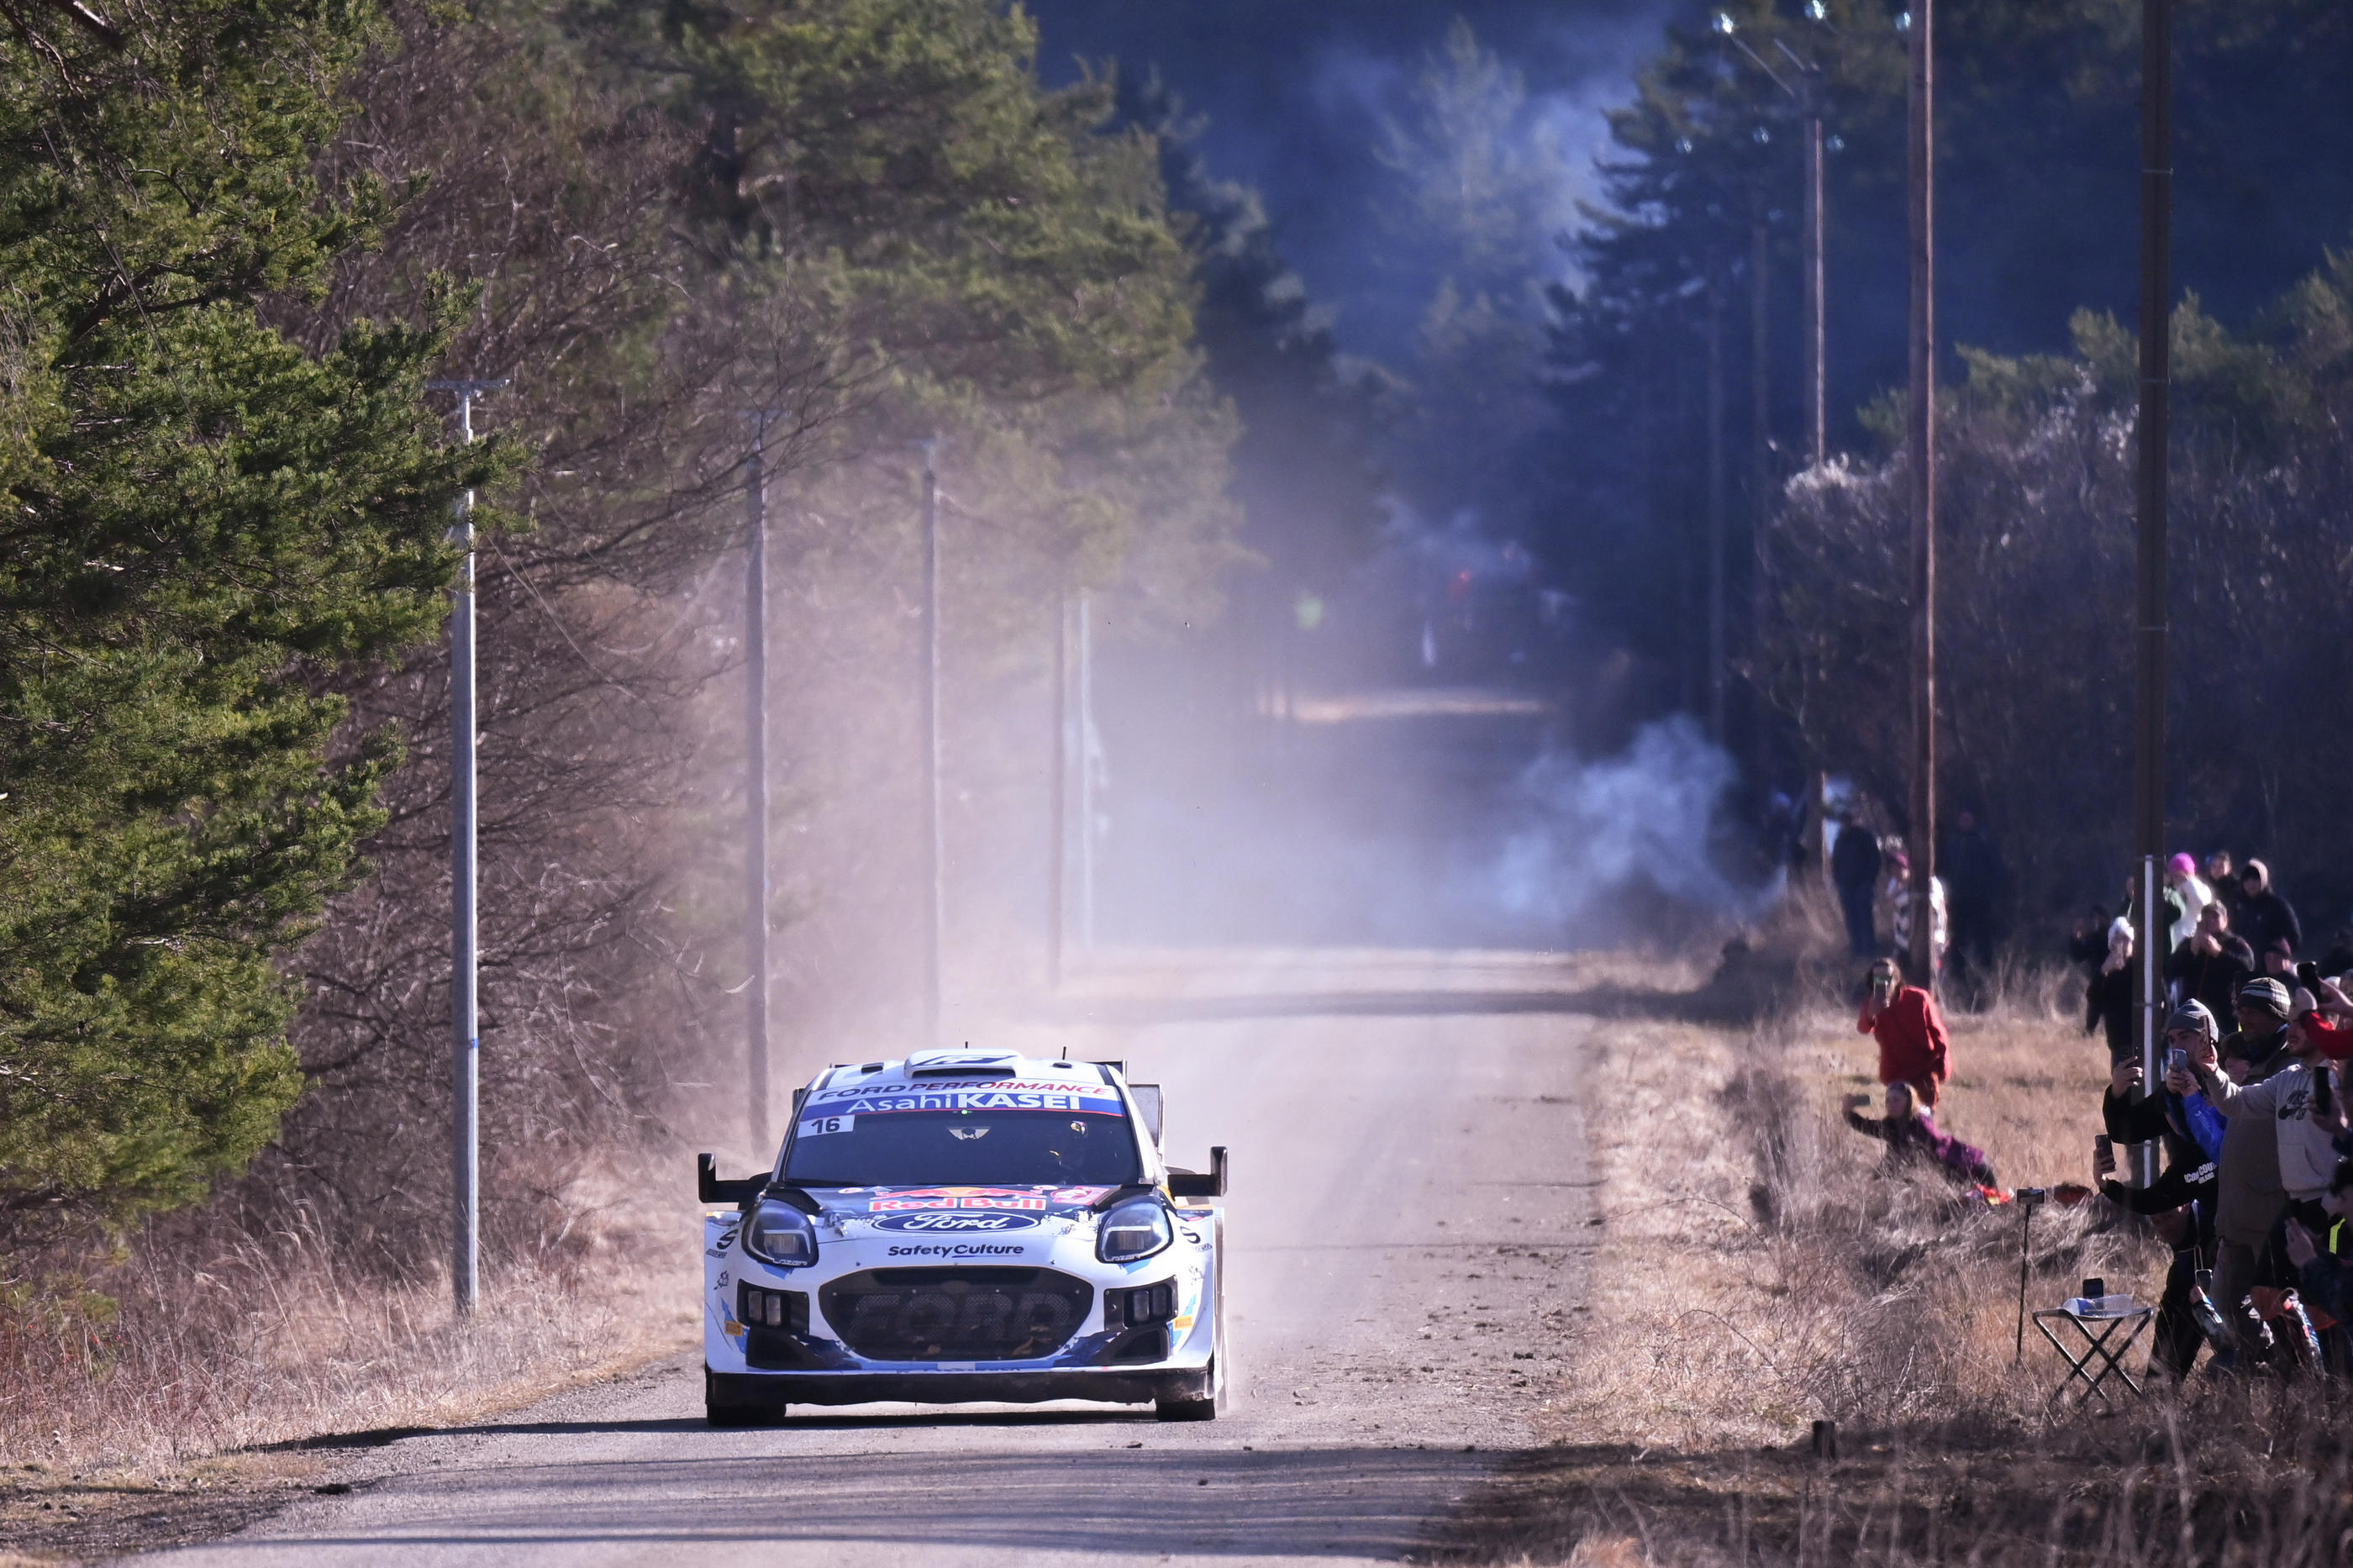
[781, 1102, 1144, 1187]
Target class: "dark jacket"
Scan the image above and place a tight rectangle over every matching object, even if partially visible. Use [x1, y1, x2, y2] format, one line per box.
[1940, 825, 2005, 909]
[2101, 1085, 2221, 1265]
[2167, 933, 2256, 1022]
[1831, 824, 1882, 893]
[2068, 918, 2113, 977]
[2240, 889, 2303, 958]
[2086, 966, 2135, 1060]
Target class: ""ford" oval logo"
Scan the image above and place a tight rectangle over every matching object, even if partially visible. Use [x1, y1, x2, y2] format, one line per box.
[871, 1211, 1042, 1234]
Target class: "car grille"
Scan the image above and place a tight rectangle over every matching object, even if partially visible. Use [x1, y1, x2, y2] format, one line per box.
[819, 1267, 1093, 1362]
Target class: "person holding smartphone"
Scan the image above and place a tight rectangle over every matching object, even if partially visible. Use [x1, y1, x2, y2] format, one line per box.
[1857, 955, 1950, 1111]
[2168, 977, 2314, 1361]
[2099, 1003, 2224, 1377]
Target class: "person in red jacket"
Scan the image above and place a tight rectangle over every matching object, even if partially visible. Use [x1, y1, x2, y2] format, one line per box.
[1858, 956, 1950, 1109]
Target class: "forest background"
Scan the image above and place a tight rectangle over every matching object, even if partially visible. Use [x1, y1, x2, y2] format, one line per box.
[7, 0, 2353, 1465]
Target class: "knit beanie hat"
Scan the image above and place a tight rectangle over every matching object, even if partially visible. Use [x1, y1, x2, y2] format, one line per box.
[2166, 1000, 2217, 1039]
[2170, 853, 2198, 877]
[2240, 976, 2292, 1018]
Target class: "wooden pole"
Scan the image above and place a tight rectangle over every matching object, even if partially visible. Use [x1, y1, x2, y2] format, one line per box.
[1804, 100, 1827, 467]
[1751, 211, 1773, 781]
[2132, 0, 2173, 1181]
[1905, 0, 1938, 987]
[744, 432, 770, 1155]
[1708, 273, 1729, 746]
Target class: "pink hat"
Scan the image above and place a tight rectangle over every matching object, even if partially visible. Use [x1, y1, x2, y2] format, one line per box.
[2169, 853, 2198, 877]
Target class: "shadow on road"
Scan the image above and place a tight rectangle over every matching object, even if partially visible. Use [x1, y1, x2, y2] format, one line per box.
[260, 1407, 1150, 1450]
[263, 1444, 1486, 1559]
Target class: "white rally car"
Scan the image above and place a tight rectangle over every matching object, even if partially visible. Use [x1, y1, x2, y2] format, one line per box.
[698, 1048, 1228, 1424]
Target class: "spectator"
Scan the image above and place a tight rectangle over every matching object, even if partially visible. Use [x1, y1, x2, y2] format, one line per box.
[2098, 1005, 2223, 1378]
[2122, 872, 2185, 957]
[1829, 809, 1882, 960]
[2165, 852, 2213, 951]
[2166, 976, 2296, 1360]
[1885, 845, 1948, 976]
[2290, 981, 2353, 1060]
[2068, 903, 2113, 978]
[2239, 860, 2303, 958]
[2208, 851, 2245, 929]
[1841, 1082, 1997, 1187]
[2261, 937, 2299, 983]
[2283, 1171, 2353, 1329]
[2317, 926, 2353, 980]
[2167, 902, 2256, 1022]
[2085, 919, 2136, 1063]
[1858, 956, 1950, 1109]
[1941, 809, 2005, 987]
[2188, 1010, 2343, 1218]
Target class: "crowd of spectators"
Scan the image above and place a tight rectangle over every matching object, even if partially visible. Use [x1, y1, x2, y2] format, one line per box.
[1830, 829, 2353, 1381]
[2073, 850, 2353, 1379]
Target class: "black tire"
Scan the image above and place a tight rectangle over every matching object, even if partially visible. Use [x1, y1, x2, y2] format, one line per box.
[704, 1366, 782, 1426]
[1157, 1210, 1230, 1423]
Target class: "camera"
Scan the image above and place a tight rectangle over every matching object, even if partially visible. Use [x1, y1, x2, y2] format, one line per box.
[2017, 1186, 2049, 1210]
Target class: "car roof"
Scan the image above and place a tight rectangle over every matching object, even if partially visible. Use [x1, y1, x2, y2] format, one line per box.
[806, 1049, 1124, 1094]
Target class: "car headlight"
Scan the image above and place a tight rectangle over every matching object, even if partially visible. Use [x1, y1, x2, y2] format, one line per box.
[1097, 1198, 1173, 1264]
[742, 1198, 819, 1268]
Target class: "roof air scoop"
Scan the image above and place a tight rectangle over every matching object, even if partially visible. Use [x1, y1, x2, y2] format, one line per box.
[904, 1048, 1022, 1079]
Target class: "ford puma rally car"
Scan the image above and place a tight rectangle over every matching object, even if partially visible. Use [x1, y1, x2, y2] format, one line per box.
[697, 1049, 1229, 1424]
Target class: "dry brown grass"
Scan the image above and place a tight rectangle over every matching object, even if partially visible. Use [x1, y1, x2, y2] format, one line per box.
[0, 1157, 695, 1477]
[1461, 948, 2353, 1565]
[1549, 957, 2149, 1452]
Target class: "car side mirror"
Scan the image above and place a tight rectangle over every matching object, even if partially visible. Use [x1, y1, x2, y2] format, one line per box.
[697, 1153, 766, 1206]
[1167, 1145, 1227, 1199]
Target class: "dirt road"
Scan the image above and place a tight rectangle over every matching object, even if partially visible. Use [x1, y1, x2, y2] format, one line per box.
[151, 951, 1596, 1566]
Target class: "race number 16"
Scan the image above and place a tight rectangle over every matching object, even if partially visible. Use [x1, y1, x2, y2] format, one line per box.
[797, 1114, 854, 1138]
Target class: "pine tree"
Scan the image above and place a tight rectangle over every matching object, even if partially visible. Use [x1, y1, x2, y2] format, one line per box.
[0, 0, 492, 1238]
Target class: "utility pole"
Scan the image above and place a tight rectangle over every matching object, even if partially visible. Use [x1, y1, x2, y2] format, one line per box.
[2132, 0, 2173, 1187]
[1077, 590, 1099, 950]
[1048, 582, 1068, 992]
[1707, 273, 1729, 747]
[426, 376, 505, 1318]
[741, 416, 773, 1155]
[1803, 82, 1827, 466]
[1904, 0, 1938, 988]
[1750, 208, 1772, 781]
[919, 440, 944, 1046]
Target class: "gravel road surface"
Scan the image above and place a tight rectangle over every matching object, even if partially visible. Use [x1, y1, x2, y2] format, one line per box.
[148, 950, 1595, 1566]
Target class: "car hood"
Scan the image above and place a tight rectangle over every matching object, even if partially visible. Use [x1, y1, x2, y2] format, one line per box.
[802, 1183, 1121, 1220]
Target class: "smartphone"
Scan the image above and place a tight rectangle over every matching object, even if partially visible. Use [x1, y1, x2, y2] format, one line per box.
[2300, 960, 2323, 992]
[2093, 1134, 2113, 1173]
[2167, 1046, 2188, 1075]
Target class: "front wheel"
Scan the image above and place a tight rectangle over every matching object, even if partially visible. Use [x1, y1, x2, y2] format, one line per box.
[704, 1366, 783, 1426]
[1156, 1358, 1223, 1422]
